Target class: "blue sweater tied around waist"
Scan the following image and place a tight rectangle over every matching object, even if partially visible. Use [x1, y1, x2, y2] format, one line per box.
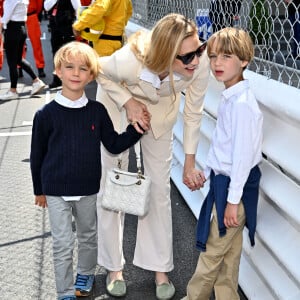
[196, 165, 261, 252]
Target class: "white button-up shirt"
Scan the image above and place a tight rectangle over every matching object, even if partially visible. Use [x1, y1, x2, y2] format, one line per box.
[2, 0, 28, 28]
[204, 80, 263, 204]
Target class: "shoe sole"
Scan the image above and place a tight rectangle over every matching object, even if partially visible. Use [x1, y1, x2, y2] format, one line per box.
[75, 289, 91, 297]
[0, 97, 19, 101]
[31, 85, 46, 96]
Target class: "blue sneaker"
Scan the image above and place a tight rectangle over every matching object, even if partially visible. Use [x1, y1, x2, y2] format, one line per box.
[58, 296, 76, 300]
[74, 274, 95, 296]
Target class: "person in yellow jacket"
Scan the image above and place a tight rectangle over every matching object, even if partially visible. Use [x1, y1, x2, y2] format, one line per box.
[72, 0, 132, 56]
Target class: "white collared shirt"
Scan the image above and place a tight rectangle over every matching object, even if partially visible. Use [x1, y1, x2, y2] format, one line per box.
[54, 90, 88, 108]
[2, 0, 28, 28]
[54, 91, 88, 201]
[139, 67, 181, 89]
[204, 80, 263, 204]
[44, 0, 80, 12]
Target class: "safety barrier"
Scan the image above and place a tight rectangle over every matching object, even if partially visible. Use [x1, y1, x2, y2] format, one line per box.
[171, 72, 300, 299]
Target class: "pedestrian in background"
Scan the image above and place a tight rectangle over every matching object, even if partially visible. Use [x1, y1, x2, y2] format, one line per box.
[285, 0, 300, 58]
[72, 0, 132, 56]
[30, 41, 146, 300]
[96, 13, 209, 300]
[26, 0, 46, 78]
[44, 0, 80, 88]
[0, 0, 46, 101]
[183, 27, 263, 300]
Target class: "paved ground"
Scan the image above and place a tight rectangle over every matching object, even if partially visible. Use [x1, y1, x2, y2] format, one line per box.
[0, 20, 247, 300]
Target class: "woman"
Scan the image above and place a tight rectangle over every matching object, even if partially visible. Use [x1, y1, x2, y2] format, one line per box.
[96, 13, 210, 300]
[0, 0, 45, 101]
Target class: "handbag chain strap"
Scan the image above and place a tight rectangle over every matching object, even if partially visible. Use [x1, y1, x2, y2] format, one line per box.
[118, 111, 142, 178]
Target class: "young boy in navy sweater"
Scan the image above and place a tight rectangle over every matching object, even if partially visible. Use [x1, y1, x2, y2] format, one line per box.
[183, 28, 263, 300]
[30, 41, 149, 300]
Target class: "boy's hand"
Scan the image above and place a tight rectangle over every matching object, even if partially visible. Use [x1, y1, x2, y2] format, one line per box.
[35, 195, 47, 208]
[124, 97, 151, 134]
[224, 203, 239, 228]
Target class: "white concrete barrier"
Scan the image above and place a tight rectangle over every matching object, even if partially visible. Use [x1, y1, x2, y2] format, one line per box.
[172, 72, 300, 300]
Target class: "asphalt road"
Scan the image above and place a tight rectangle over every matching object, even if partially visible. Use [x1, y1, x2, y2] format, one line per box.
[0, 19, 246, 300]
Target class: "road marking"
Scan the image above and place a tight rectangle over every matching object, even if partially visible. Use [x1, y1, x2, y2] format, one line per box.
[22, 121, 33, 126]
[2, 92, 52, 137]
[0, 132, 32, 137]
[27, 32, 47, 41]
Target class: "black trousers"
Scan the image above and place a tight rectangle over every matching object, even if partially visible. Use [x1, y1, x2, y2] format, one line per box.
[4, 21, 37, 89]
[48, 18, 75, 56]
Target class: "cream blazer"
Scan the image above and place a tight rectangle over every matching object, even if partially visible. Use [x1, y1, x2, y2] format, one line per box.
[96, 43, 210, 154]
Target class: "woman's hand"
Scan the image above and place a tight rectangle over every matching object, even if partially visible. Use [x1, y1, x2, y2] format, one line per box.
[183, 154, 206, 191]
[124, 97, 151, 134]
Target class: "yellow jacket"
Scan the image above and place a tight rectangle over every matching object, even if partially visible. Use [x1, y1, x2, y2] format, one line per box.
[73, 0, 132, 37]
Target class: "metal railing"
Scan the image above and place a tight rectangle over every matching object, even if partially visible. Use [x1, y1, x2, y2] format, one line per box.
[130, 0, 300, 89]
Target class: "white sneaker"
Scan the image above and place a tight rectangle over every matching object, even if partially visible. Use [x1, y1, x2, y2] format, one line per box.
[31, 79, 46, 95]
[0, 90, 19, 101]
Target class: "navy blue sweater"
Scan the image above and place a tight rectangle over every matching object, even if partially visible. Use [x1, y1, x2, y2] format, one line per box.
[30, 100, 142, 196]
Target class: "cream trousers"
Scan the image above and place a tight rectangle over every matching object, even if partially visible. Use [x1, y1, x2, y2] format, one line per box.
[97, 129, 174, 272]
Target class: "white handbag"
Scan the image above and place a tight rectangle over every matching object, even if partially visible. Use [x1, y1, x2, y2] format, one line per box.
[101, 141, 151, 217]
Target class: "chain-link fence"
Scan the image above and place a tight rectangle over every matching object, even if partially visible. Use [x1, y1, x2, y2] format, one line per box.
[131, 0, 300, 89]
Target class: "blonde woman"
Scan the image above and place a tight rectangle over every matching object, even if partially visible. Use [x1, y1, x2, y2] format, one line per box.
[96, 13, 210, 300]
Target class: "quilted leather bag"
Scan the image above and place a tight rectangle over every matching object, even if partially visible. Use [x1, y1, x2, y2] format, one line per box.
[102, 141, 151, 217]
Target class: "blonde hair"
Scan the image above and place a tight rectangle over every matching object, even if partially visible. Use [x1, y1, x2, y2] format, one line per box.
[207, 27, 254, 64]
[54, 41, 100, 79]
[129, 13, 198, 103]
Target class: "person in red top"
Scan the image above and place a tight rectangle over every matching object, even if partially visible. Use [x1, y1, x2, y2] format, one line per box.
[80, 0, 92, 5]
[25, 0, 46, 77]
[0, 0, 3, 17]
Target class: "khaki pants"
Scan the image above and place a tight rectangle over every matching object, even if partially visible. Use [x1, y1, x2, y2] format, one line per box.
[186, 202, 246, 300]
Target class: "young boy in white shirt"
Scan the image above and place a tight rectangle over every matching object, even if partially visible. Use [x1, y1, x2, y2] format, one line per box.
[183, 27, 263, 300]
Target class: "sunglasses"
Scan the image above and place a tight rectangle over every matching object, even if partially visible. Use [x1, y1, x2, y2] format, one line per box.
[176, 42, 207, 65]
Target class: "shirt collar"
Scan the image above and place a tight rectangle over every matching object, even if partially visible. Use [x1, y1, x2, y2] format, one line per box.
[139, 67, 181, 89]
[222, 80, 249, 101]
[54, 91, 88, 108]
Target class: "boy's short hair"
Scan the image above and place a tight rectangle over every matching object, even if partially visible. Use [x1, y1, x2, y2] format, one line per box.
[207, 27, 254, 63]
[54, 41, 100, 79]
